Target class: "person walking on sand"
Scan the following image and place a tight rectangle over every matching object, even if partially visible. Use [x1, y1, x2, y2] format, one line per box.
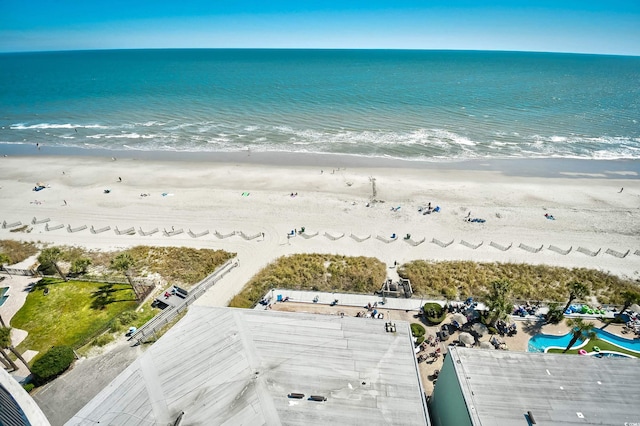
[619, 187, 623, 193]
[118, 177, 122, 182]
[63, 200, 67, 206]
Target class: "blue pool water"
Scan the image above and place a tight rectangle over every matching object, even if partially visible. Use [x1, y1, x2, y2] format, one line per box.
[528, 328, 640, 353]
[0, 287, 8, 307]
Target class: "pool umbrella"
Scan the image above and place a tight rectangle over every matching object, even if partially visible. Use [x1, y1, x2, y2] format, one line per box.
[451, 313, 468, 325]
[479, 341, 494, 349]
[471, 323, 488, 336]
[458, 332, 475, 346]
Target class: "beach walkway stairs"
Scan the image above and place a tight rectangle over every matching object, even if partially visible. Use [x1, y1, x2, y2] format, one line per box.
[128, 258, 239, 345]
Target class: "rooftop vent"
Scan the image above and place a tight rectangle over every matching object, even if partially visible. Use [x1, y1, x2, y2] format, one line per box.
[288, 393, 305, 399]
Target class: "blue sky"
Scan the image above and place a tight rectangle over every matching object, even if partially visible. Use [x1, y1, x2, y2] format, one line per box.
[1, 1, 639, 55]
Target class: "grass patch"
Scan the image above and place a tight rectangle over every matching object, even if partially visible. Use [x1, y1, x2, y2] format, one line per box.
[44, 245, 235, 288]
[547, 338, 640, 358]
[0, 240, 39, 264]
[398, 260, 636, 304]
[229, 254, 386, 308]
[11, 278, 138, 353]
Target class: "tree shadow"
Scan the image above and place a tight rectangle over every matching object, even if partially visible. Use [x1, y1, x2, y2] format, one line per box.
[520, 319, 545, 336]
[91, 284, 136, 309]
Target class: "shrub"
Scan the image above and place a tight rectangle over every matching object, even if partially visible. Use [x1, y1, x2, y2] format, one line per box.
[410, 323, 426, 337]
[22, 383, 34, 393]
[31, 346, 75, 384]
[70, 258, 92, 275]
[92, 334, 114, 347]
[423, 302, 446, 325]
[109, 311, 140, 333]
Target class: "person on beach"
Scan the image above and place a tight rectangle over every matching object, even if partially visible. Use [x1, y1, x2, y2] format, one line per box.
[619, 187, 623, 193]
[63, 200, 67, 206]
[118, 177, 122, 182]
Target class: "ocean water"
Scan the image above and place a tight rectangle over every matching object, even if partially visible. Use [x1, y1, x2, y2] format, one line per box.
[1, 49, 639, 161]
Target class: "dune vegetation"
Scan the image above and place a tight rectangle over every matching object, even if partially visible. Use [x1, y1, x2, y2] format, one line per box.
[229, 254, 386, 308]
[398, 260, 636, 305]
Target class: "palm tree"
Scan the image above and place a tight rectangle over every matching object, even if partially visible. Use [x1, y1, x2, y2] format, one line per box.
[563, 281, 589, 314]
[0, 252, 10, 268]
[110, 253, 140, 300]
[563, 318, 597, 353]
[70, 257, 92, 275]
[619, 290, 640, 316]
[0, 327, 18, 371]
[485, 279, 513, 325]
[0, 327, 31, 374]
[38, 247, 67, 281]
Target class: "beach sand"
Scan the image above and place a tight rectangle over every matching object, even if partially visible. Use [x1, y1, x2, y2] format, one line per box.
[0, 154, 639, 310]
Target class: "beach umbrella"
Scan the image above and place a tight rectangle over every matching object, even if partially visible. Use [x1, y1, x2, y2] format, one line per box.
[479, 341, 494, 350]
[471, 323, 488, 336]
[451, 313, 468, 325]
[458, 332, 475, 346]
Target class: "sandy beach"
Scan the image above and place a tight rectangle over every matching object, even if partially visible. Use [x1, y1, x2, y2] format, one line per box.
[1, 154, 639, 307]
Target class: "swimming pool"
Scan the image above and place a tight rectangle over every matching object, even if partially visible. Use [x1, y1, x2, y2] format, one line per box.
[0, 287, 8, 307]
[528, 328, 640, 353]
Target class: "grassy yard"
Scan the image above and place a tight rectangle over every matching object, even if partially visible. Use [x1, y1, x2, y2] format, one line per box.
[547, 338, 640, 358]
[11, 278, 138, 354]
[229, 254, 386, 308]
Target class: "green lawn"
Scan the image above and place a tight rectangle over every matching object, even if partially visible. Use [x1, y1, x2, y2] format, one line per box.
[11, 278, 138, 354]
[547, 338, 640, 358]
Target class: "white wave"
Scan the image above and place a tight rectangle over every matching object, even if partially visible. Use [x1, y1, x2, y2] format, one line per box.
[10, 123, 108, 130]
[105, 133, 143, 139]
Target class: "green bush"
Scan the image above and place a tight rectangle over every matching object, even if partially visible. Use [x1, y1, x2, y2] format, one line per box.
[410, 323, 426, 337]
[22, 383, 34, 393]
[423, 302, 446, 325]
[31, 346, 75, 384]
[92, 334, 114, 347]
[416, 336, 425, 345]
[109, 311, 140, 333]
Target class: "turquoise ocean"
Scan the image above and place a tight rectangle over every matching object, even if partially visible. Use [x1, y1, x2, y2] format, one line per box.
[0, 49, 639, 162]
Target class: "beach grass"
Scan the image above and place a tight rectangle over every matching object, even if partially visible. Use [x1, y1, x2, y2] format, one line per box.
[229, 254, 386, 308]
[0, 240, 39, 265]
[398, 260, 636, 305]
[11, 278, 138, 355]
[37, 245, 235, 288]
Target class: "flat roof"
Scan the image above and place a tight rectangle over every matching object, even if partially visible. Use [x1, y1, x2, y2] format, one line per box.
[67, 306, 429, 425]
[447, 346, 640, 426]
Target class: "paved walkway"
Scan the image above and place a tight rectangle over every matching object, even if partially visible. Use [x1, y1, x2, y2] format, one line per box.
[32, 338, 146, 426]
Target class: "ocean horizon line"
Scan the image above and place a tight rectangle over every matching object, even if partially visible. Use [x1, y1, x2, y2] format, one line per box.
[1, 47, 638, 59]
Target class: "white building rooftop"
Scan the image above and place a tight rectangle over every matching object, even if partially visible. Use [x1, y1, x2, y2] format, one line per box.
[67, 306, 430, 425]
[447, 346, 640, 426]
